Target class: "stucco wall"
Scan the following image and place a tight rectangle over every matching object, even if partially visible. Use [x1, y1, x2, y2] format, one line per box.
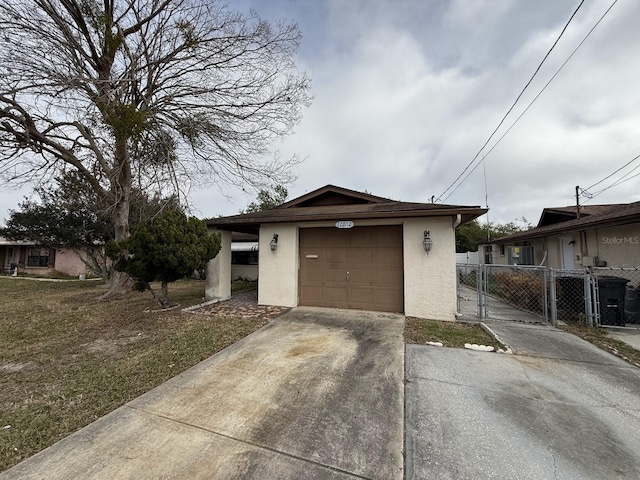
[403, 217, 457, 321]
[55, 249, 88, 276]
[258, 224, 298, 307]
[205, 229, 231, 301]
[586, 224, 640, 267]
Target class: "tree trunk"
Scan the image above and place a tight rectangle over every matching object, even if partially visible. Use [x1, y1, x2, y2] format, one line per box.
[99, 134, 134, 299]
[160, 280, 170, 309]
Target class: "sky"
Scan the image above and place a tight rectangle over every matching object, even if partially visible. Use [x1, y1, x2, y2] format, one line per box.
[1, 0, 639, 227]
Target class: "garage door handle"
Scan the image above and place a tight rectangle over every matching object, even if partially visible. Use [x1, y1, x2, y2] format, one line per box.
[346, 271, 349, 281]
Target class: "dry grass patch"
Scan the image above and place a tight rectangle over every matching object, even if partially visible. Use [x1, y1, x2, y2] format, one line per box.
[405, 317, 503, 350]
[0, 278, 266, 472]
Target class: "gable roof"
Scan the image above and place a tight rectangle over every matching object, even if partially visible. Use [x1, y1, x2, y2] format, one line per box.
[207, 185, 487, 233]
[491, 201, 640, 244]
[537, 204, 618, 227]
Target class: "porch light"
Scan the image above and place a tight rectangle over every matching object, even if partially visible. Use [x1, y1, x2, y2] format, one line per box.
[270, 233, 279, 252]
[422, 230, 433, 253]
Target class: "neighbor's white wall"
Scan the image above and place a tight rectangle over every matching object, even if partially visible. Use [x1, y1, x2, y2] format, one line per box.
[403, 217, 457, 321]
[258, 224, 298, 307]
[205, 229, 231, 301]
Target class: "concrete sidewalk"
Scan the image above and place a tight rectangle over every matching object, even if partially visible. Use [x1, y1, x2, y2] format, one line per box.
[1, 308, 405, 480]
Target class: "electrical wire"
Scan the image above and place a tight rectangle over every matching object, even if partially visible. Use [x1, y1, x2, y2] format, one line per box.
[440, 0, 619, 203]
[582, 153, 640, 193]
[585, 158, 640, 201]
[435, 0, 586, 203]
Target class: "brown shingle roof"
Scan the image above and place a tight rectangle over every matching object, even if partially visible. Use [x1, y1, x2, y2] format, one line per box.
[207, 185, 487, 233]
[492, 202, 640, 244]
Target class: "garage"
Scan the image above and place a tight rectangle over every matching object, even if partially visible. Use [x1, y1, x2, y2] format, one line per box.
[207, 184, 486, 320]
[299, 225, 404, 312]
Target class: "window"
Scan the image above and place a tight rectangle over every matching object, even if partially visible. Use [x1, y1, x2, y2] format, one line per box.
[27, 248, 51, 267]
[500, 244, 505, 256]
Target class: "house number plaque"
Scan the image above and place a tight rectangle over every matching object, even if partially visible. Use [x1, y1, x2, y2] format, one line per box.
[335, 221, 354, 229]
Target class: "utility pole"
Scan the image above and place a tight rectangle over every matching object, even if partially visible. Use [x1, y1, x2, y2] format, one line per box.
[575, 185, 581, 219]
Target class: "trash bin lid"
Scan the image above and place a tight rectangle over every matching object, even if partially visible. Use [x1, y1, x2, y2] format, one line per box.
[597, 276, 630, 287]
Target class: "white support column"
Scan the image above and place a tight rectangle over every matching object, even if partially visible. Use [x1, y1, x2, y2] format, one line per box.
[205, 229, 232, 302]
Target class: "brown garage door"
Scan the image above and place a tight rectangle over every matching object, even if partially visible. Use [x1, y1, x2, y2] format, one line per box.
[299, 225, 404, 312]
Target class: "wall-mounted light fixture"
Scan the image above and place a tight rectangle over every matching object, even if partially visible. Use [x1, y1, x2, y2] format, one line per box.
[270, 233, 279, 252]
[422, 230, 433, 253]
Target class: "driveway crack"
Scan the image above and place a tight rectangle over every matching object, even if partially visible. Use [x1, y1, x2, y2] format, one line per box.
[126, 405, 373, 479]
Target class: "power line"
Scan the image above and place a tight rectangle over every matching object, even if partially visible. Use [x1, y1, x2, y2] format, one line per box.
[440, 0, 620, 203]
[583, 153, 640, 193]
[435, 0, 586, 203]
[585, 157, 640, 201]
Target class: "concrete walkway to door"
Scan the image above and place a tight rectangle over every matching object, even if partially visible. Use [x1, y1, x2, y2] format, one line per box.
[0, 308, 405, 480]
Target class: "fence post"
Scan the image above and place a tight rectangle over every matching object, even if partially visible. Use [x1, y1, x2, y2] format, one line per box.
[543, 267, 549, 323]
[477, 264, 483, 319]
[584, 270, 593, 327]
[549, 268, 557, 326]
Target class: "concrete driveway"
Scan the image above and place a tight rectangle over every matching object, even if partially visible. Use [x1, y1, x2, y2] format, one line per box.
[406, 321, 640, 480]
[1, 308, 404, 480]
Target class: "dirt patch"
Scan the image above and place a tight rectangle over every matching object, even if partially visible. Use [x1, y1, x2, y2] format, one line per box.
[81, 333, 147, 354]
[0, 362, 34, 373]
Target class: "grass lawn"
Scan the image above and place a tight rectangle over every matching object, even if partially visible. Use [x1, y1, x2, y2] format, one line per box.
[405, 317, 504, 350]
[0, 278, 264, 473]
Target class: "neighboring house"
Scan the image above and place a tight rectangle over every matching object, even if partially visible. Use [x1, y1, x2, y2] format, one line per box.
[231, 232, 259, 281]
[206, 185, 486, 321]
[480, 202, 640, 269]
[0, 237, 88, 276]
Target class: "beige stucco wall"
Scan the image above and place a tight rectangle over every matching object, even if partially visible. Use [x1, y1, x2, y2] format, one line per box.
[585, 224, 640, 267]
[403, 217, 457, 321]
[55, 249, 88, 276]
[258, 224, 298, 307]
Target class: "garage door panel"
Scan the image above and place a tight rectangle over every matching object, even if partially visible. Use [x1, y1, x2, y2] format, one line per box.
[373, 247, 403, 265]
[325, 249, 347, 265]
[299, 226, 403, 313]
[348, 269, 373, 285]
[374, 268, 404, 286]
[374, 289, 404, 310]
[349, 229, 374, 246]
[300, 286, 324, 304]
[324, 287, 348, 304]
[324, 268, 347, 283]
[324, 231, 349, 247]
[300, 267, 324, 284]
[349, 249, 374, 264]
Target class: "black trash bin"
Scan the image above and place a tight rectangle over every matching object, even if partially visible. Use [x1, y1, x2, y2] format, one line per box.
[598, 276, 629, 326]
[625, 286, 640, 324]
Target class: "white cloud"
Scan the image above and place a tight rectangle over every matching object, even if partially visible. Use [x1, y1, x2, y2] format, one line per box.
[3, 0, 640, 227]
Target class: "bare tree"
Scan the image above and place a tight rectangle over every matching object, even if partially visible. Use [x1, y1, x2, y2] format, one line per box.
[0, 0, 311, 295]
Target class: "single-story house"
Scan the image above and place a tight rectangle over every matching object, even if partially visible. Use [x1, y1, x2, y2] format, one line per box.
[1, 237, 89, 276]
[480, 202, 640, 269]
[206, 185, 486, 320]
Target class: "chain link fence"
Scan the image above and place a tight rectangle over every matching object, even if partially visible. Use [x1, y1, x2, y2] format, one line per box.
[456, 265, 640, 327]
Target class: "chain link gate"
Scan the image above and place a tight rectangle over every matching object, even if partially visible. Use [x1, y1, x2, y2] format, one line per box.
[457, 264, 640, 327]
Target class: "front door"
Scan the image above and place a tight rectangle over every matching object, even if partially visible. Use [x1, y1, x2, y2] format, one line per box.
[560, 237, 575, 270]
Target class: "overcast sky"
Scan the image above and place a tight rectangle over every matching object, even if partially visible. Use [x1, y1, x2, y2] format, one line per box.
[2, 0, 639, 227]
